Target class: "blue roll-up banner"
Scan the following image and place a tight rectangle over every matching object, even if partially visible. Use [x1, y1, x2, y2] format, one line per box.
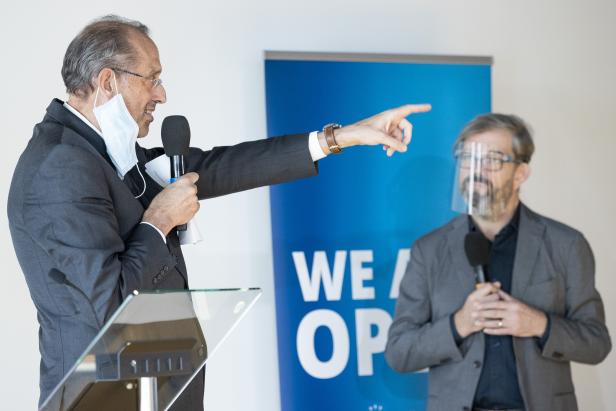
[265, 53, 491, 411]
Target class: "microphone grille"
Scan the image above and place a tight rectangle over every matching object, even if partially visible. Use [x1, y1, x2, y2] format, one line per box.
[161, 115, 191, 156]
[464, 231, 491, 267]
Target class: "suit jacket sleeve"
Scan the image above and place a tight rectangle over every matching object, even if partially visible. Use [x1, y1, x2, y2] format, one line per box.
[182, 133, 318, 199]
[385, 240, 465, 372]
[540, 233, 612, 364]
[23, 144, 175, 325]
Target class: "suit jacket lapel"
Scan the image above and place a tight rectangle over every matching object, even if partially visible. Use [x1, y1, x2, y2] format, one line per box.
[511, 204, 546, 298]
[47, 99, 191, 286]
[445, 204, 546, 298]
[48, 99, 146, 206]
[47, 99, 113, 166]
[446, 216, 477, 292]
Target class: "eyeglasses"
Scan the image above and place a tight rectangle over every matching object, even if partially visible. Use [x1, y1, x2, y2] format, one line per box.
[112, 68, 163, 89]
[454, 149, 521, 171]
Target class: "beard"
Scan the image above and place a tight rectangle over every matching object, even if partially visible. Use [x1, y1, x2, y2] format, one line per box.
[461, 174, 514, 221]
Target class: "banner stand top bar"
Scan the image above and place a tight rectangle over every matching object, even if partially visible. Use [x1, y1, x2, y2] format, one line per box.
[264, 51, 493, 66]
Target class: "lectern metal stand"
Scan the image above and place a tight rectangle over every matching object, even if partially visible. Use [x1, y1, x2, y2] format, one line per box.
[39, 288, 262, 411]
[140, 377, 158, 411]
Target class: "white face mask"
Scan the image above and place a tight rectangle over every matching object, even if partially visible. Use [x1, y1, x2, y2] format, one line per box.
[93, 74, 140, 178]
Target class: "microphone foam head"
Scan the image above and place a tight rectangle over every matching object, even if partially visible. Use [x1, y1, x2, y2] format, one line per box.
[464, 231, 491, 267]
[162, 115, 191, 156]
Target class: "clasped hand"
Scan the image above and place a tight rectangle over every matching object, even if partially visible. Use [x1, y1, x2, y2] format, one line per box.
[454, 282, 548, 339]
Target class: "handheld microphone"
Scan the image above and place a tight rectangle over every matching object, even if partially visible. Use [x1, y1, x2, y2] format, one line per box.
[162, 115, 191, 232]
[464, 231, 491, 285]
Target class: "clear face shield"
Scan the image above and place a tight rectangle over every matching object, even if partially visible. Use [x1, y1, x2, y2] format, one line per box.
[451, 141, 519, 219]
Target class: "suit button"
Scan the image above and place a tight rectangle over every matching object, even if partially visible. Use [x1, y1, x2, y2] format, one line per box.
[473, 360, 482, 368]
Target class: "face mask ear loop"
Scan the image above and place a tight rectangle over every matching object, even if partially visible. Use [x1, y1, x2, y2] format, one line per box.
[92, 86, 101, 112]
[133, 163, 147, 199]
[112, 72, 119, 97]
[93, 71, 118, 110]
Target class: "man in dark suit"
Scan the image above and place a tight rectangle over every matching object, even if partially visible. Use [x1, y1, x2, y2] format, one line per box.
[385, 114, 611, 411]
[7, 15, 430, 410]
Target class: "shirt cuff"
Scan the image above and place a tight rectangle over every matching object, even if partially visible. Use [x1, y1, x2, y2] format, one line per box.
[537, 314, 551, 348]
[140, 222, 167, 244]
[308, 130, 327, 162]
[449, 314, 463, 345]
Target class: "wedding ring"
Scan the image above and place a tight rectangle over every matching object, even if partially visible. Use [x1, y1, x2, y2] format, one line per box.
[498, 320, 503, 328]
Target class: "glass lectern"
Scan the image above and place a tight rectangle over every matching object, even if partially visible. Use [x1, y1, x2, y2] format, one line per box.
[39, 288, 262, 411]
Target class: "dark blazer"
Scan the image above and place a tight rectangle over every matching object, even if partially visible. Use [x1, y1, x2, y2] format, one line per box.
[385, 204, 611, 411]
[7, 99, 318, 409]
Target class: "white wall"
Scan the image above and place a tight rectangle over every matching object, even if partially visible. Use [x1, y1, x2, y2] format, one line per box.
[1, 0, 614, 409]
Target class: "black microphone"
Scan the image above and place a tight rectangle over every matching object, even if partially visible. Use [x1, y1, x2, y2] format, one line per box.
[162, 115, 191, 232]
[464, 231, 491, 285]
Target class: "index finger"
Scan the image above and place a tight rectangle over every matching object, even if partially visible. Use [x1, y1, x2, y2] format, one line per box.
[473, 282, 499, 297]
[477, 301, 509, 311]
[393, 103, 432, 118]
[398, 118, 412, 144]
[497, 289, 514, 302]
[179, 172, 199, 184]
[476, 292, 501, 304]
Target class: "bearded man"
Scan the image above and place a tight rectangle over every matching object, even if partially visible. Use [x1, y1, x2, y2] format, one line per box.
[385, 113, 611, 411]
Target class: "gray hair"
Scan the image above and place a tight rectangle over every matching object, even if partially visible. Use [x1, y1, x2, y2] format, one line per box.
[61, 15, 150, 98]
[454, 113, 535, 163]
